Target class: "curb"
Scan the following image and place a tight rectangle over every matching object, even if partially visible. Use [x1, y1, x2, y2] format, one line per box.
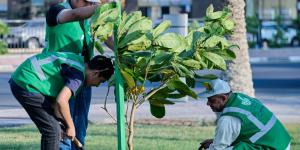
[0, 65, 16, 73]
[250, 56, 300, 63]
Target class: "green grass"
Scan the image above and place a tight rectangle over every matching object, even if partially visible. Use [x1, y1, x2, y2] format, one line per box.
[0, 124, 299, 150]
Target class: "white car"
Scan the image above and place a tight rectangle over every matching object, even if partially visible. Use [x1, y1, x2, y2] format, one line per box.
[4, 19, 45, 49]
[261, 21, 299, 47]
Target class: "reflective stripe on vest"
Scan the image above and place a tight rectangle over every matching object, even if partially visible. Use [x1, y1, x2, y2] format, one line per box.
[30, 55, 84, 81]
[222, 107, 277, 143]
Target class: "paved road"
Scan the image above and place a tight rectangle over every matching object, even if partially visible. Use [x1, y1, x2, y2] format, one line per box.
[0, 62, 299, 126]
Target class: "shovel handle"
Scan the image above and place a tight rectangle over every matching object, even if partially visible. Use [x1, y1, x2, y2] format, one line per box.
[73, 137, 84, 150]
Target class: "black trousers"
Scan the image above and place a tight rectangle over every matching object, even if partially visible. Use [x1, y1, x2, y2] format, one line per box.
[9, 80, 61, 150]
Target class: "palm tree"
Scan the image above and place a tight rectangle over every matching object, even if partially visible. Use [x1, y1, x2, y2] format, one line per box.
[224, 0, 255, 97]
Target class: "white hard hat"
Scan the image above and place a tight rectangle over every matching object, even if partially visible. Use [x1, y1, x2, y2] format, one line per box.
[197, 79, 231, 98]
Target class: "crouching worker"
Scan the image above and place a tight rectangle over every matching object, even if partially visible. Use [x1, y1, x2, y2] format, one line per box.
[9, 52, 114, 150]
[198, 79, 291, 150]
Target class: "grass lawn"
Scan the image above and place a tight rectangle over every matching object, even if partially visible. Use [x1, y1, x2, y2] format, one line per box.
[0, 123, 299, 150]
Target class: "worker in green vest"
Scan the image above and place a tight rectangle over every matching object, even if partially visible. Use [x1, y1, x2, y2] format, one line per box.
[198, 79, 291, 150]
[43, 0, 114, 149]
[9, 52, 114, 150]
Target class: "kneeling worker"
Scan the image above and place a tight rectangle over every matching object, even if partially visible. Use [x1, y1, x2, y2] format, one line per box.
[9, 52, 114, 150]
[198, 79, 291, 150]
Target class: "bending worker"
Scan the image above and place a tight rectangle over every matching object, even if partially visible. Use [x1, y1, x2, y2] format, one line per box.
[9, 52, 114, 150]
[198, 79, 291, 150]
[44, 0, 114, 149]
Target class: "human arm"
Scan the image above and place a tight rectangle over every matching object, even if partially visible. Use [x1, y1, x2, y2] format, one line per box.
[57, 5, 99, 24]
[55, 64, 84, 140]
[46, 4, 98, 26]
[58, 0, 114, 24]
[46, 1, 113, 26]
[56, 86, 75, 140]
[199, 116, 241, 150]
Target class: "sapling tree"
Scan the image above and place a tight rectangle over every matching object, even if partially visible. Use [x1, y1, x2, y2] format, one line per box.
[91, 4, 236, 150]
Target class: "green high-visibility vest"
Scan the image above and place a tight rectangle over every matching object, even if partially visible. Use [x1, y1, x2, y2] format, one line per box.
[221, 93, 291, 150]
[11, 52, 85, 99]
[43, 2, 94, 60]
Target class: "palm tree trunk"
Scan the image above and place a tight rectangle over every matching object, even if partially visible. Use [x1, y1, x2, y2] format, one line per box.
[224, 0, 255, 97]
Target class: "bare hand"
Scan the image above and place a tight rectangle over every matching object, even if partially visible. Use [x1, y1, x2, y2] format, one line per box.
[198, 139, 213, 150]
[66, 126, 76, 141]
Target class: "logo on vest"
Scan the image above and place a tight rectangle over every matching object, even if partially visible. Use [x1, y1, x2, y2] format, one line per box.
[238, 96, 252, 105]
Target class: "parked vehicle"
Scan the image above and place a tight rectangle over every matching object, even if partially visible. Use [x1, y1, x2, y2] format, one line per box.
[260, 21, 299, 47]
[3, 19, 45, 49]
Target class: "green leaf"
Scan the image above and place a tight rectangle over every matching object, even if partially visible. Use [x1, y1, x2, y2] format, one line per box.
[206, 4, 214, 16]
[186, 30, 203, 50]
[126, 18, 152, 36]
[148, 74, 162, 82]
[120, 55, 136, 65]
[203, 35, 229, 49]
[94, 41, 104, 54]
[118, 30, 146, 48]
[194, 74, 218, 80]
[167, 78, 197, 99]
[120, 69, 135, 88]
[91, 3, 117, 25]
[167, 93, 186, 99]
[216, 49, 236, 60]
[179, 49, 195, 59]
[153, 50, 173, 64]
[206, 4, 223, 20]
[182, 59, 201, 69]
[194, 51, 202, 61]
[149, 98, 175, 105]
[150, 86, 175, 99]
[202, 52, 226, 70]
[153, 33, 188, 53]
[130, 51, 152, 57]
[128, 32, 153, 45]
[172, 64, 185, 77]
[207, 11, 223, 20]
[150, 103, 165, 118]
[152, 20, 171, 38]
[118, 11, 143, 39]
[222, 19, 235, 31]
[91, 8, 118, 30]
[127, 40, 152, 51]
[94, 23, 114, 42]
[176, 63, 194, 78]
[186, 77, 196, 88]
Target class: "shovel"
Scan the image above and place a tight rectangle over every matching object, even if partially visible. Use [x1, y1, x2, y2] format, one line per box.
[58, 120, 84, 150]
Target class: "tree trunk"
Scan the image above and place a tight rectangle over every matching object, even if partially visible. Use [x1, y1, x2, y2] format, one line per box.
[127, 102, 137, 150]
[224, 0, 255, 97]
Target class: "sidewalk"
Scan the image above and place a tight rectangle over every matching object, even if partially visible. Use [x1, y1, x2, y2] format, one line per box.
[249, 47, 300, 63]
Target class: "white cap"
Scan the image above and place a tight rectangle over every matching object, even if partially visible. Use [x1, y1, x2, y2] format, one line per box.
[197, 79, 231, 98]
